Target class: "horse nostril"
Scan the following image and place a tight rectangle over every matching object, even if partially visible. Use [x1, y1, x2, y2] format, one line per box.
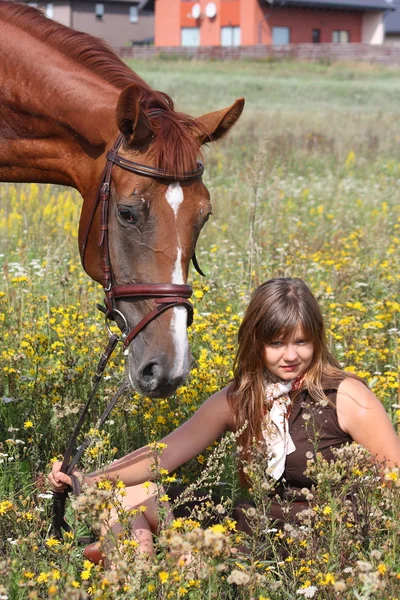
[140, 361, 160, 383]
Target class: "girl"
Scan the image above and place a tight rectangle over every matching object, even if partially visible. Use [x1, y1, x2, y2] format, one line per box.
[49, 278, 400, 555]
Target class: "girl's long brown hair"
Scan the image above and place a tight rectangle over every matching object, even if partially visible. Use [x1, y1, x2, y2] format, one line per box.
[228, 278, 356, 482]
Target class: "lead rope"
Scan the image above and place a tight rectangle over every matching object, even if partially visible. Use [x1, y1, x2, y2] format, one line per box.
[50, 332, 124, 540]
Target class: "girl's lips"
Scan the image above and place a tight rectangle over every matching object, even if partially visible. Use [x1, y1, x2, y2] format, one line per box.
[280, 365, 299, 371]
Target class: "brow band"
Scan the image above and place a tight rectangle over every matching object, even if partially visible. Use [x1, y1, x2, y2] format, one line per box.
[106, 150, 204, 181]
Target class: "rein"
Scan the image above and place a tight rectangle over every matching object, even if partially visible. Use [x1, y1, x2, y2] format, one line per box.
[51, 129, 206, 540]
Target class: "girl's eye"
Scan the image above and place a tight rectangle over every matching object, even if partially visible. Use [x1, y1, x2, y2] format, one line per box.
[118, 207, 138, 224]
[270, 341, 283, 347]
[295, 340, 307, 345]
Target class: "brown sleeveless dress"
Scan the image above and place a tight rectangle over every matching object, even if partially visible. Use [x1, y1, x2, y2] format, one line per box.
[170, 387, 353, 526]
[268, 387, 353, 523]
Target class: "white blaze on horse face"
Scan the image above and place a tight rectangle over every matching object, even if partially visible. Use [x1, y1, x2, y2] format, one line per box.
[166, 181, 184, 219]
[165, 182, 188, 376]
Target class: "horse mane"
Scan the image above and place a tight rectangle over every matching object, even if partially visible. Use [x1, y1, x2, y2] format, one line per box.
[0, 1, 207, 174]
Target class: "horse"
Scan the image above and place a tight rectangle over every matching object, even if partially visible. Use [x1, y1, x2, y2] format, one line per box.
[0, 1, 244, 399]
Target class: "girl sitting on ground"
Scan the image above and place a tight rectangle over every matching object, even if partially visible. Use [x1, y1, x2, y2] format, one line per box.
[49, 277, 400, 556]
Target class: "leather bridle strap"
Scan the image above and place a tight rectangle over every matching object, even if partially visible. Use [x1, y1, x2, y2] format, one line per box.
[96, 135, 199, 346]
[121, 296, 193, 349]
[106, 149, 204, 181]
[109, 283, 194, 348]
[52, 125, 205, 541]
[51, 333, 120, 540]
[81, 129, 205, 350]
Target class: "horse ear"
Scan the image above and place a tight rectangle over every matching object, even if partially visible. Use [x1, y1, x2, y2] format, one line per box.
[116, 84, 153, 146]
[195, 98, 245, 144]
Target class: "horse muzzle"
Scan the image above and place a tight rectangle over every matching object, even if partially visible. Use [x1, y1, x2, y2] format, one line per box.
[100, 283, 193, 397]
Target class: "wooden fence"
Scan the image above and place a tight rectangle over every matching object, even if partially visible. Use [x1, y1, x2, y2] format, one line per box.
[115, 43, 400, 64]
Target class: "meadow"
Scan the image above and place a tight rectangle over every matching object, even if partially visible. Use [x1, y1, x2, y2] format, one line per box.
[0, 59, 400, 599]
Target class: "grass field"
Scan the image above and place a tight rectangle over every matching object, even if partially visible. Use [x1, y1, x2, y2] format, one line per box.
[0, 60, 400, 599]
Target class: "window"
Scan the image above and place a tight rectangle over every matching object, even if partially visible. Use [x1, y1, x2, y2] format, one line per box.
[95, 3, 104, 20]
[181, 27, 200, 47]
[332, 30, 350, 43]
[45, 3, 54, 18]
[221, 26, 241, 47]
[272, 26, 290, 45]
[312, 28, 321, 44]
[130, 5, 139, 23]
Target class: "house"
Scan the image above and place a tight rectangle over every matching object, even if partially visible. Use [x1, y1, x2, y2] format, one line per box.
[384, 0, 400, 43]
[155, 0, 393, 46]
[21, 0, 154, 48]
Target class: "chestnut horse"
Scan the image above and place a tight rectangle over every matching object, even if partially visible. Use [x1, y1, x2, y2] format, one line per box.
[0, 2, 244, 398]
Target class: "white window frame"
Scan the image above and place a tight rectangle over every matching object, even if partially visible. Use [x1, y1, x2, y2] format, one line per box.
[95, 3, 104, 20]
[221, 26, 241, 47]
[130, 5, 139, 23]
[332, 30, 350, 43]
[181, 27, 200, 47]
[272, 26, 290, 45]
[45, 3, 54, 18]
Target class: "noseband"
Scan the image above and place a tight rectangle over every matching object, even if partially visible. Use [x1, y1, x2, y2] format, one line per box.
[82, 131, 205, 349]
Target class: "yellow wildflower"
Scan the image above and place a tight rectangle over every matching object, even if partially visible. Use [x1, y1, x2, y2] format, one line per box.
[37, 572, 50, 584]
[321, 573, 335, 585]
[45, 537, 60, 548]
[210, 524, 226, 534]
[23, 571, 34, 579]
[159, 571, 169, 583]
[377, 564, 387, 575]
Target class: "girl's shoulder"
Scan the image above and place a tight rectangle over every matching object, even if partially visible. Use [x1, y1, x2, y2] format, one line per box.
[336, 375, 384, 432]
[335, 376, 400, 466]
[337, 375, 371, 401]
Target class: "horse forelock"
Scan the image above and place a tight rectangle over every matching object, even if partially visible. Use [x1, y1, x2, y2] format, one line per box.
[150, 112, 207, 177]
[137, 90, 208, 176]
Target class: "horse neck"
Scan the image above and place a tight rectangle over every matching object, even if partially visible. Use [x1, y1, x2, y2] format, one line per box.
[0, 23, 120, 194]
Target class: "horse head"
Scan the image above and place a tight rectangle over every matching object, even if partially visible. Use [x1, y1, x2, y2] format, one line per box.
[79, 85, 244, 398]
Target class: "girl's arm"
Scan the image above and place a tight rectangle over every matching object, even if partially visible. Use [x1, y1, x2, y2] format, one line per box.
[336, 377, 400, 467]
[49, 385, 234, 490]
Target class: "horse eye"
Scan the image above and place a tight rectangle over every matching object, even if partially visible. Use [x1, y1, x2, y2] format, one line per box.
[118, 207, 137, 224]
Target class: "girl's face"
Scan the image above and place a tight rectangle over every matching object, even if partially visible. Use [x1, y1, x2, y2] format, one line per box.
[263, 326, 314, 381]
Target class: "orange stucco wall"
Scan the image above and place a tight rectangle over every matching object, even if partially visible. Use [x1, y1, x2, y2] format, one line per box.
[155, 0, 181, 46]
[155, 0, 364, 46]
[200, 0, 221, 45]
[221, 0, 240, 26]
[240, 0, 266, 44]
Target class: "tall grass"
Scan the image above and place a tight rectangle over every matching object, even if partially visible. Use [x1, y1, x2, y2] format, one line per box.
[0, 60, 399, 599]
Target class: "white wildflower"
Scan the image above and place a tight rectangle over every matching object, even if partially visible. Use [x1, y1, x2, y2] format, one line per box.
[333, 580, 347, 592]
[227, 569, 250, 585]
[297, 585, 318, 598]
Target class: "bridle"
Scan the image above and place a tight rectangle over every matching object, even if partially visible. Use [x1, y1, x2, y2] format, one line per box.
[51, 124, 207, 540]
[81, 128, 205, 349]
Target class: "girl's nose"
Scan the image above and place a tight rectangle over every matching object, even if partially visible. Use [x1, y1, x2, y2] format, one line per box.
[283, 344, 298, 361]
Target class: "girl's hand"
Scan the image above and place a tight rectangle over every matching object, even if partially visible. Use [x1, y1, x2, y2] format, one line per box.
[48, 460, 81, 492]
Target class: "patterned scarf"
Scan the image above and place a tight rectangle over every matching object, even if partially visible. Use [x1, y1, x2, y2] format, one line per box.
[262, 374, 304, 480]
